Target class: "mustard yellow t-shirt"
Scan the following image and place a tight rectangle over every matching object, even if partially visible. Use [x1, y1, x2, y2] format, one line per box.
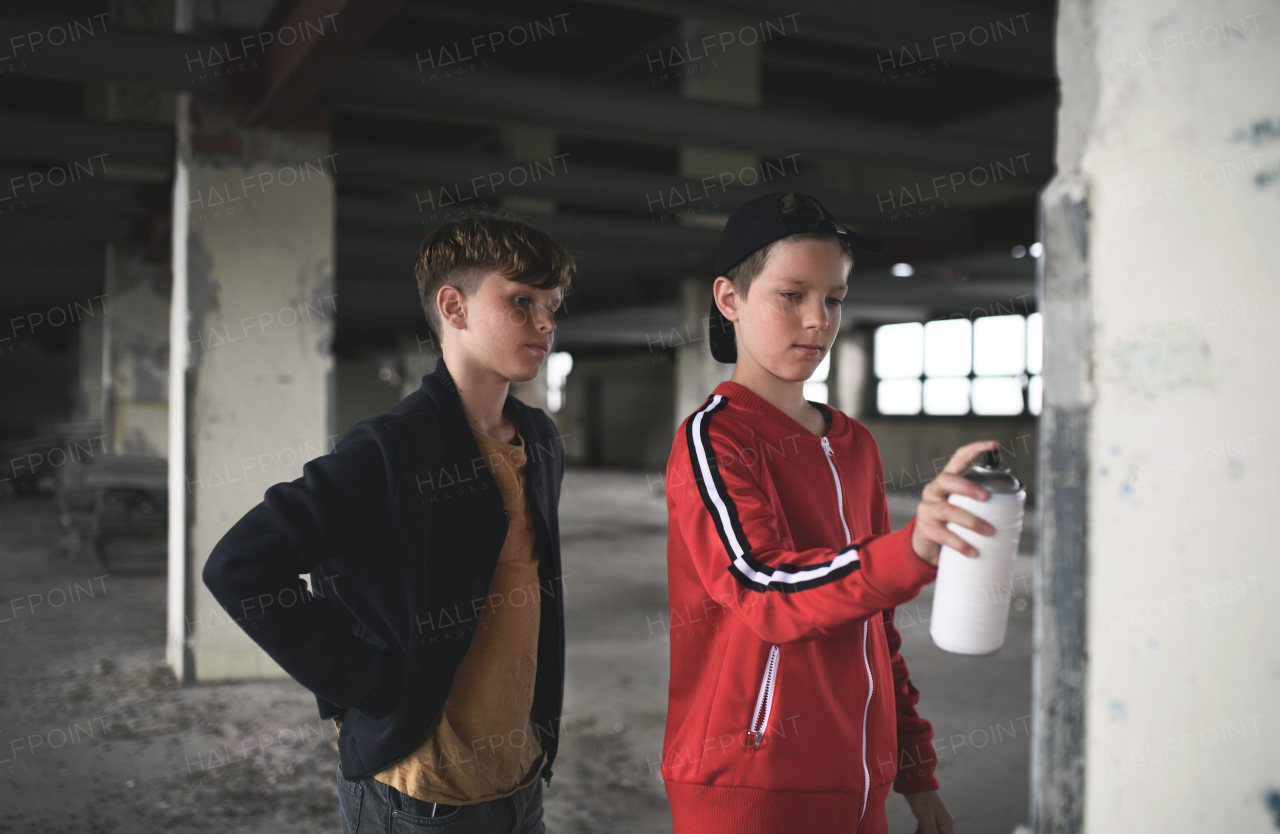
[373, 423, 546, 804]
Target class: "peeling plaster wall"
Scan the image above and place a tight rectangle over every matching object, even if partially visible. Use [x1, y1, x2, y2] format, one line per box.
[1042, 1, 1279, 830]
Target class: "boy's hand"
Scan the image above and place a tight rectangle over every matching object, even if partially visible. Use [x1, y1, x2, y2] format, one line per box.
[910, 440, 1000, 567]
[904, 790, 955, 834]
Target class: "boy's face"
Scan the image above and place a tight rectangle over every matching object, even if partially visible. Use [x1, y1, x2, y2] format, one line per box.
[718, 237, 849, 383]
[439, 271, 562, 382]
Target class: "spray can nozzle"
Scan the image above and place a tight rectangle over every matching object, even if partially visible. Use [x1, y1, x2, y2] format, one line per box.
[963, 447, 1022, 493]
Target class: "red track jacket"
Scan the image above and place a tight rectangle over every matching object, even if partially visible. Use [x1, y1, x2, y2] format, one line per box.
[662, 382, 940, 833]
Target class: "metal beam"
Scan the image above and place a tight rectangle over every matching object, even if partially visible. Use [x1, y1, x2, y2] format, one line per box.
[0, 213, 133, 243]
[338, 197, 724, 248]
[336, 235, 713, 279]
[0, 112, 172, 169]
[1, 11, 226, 93]
[327, 59, 1054, 176]
[0, 109, 978, 242]
[246, 0, 405, 127]
[1, 12, 1052, 175]
[571, 0, 1055, 78]
[335, 142, 978, 236]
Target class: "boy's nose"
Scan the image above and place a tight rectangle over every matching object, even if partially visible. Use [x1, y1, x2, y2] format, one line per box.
[803, 305, 830, 331]
[534, 305, 556, 332]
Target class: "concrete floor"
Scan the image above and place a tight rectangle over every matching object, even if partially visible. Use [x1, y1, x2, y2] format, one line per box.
[0, 471, 1032, 833]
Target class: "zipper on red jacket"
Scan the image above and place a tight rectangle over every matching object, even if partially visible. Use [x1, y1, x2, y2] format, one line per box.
[819, 436, 852, 545]
[821, 434, 874, 820]
[746, 644, 779, 750]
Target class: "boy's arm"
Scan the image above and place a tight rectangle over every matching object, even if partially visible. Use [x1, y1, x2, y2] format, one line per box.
[671, 419, 936, 646]
[202, 422, 405, 720]
[882, 608, 941, 793]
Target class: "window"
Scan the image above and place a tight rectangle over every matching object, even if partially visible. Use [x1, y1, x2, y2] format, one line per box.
[546, 352, 573, 412]
[1026, 312, 1043, 416]
[874, 323, 923, 415]
[873, 313, 1043, 416]
[804, 351, 831, 404]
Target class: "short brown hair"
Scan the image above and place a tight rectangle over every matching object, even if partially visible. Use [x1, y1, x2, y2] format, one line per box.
[725, 192, 854, 295]
[414, 215, 575, 339]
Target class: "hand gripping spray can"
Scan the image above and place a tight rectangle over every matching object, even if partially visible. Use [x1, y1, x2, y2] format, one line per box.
[929, 448, 1026, 655]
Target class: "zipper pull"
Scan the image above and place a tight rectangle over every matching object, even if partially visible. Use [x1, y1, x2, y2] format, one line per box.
[746, 730, 760, 750]
[820, 436, 833, 456]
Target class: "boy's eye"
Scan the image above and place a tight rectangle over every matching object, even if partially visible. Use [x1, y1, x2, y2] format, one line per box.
[828, 297, 845, 306]
[513, 296, 530, 307]
[779, 291, 801, 300]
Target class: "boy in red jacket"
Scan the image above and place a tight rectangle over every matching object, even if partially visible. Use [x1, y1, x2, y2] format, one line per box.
[662, 191, 999, 834]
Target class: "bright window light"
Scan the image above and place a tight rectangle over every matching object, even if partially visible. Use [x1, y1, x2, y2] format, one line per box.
[1028, 374, 1043, 416]
[1029, 242, 1044, 258]
[923, 377, 971, 415]
[546, 351, 573, 412]
[803, 351, 831, 403]
[877, 378, 922, 415]
[875, 316, 1039, 416]
[804, 381, 829, 403]
[923, 319, 972, 377]
[972, 376, 1024, 415]
[973, 315, 1026, 376]
[874, 322, 924, 378]
[808, 350, 831, 383]
[892, 262, 915, 277]
[1026, 312, 1043, 375]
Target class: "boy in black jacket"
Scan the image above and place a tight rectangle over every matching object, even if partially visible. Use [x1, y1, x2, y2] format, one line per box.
[203, 217, 573, 833]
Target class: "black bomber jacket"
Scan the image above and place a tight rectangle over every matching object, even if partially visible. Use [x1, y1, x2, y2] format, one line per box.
[202, 358, 566, 782]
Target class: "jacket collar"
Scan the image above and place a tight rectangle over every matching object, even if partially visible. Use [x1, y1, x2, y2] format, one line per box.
[712, 380, 848, 442]
[421, 357, 545, 496]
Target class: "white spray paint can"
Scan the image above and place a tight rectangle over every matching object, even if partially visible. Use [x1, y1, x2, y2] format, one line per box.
[929, 448, 1026, 655]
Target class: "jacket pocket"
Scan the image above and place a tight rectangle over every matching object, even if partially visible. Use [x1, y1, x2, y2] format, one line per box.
[746, 644, 780, 750]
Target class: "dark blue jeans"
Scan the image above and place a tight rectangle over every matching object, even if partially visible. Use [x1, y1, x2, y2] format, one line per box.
[337, 764, 546, 833]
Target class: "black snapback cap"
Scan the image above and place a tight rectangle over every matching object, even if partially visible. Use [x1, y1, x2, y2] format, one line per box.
[708, 191, 885, 363]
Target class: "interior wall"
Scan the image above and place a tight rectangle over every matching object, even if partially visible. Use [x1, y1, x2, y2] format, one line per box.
[560, 352, 676, 470]
[860, 416, 1038, 502]
[336, 356, 404, 439]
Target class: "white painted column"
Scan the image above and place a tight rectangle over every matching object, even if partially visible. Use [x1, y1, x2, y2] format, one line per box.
[1039, 2, 1279, 831]
[167, 95, 337, 682]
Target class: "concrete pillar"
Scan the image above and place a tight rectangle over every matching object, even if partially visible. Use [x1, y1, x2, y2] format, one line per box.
[673, 278, 733, 428]
[501, 126, 557, 216]
[678, 16, 761, 195]
[75, 312, 105, 423]
[672, 17, 759, 425]
[103, 245, 170, 456]
[833, 330, 870, 420]
[1037, 3, 1278, 831]
[167, 94, 338, 682]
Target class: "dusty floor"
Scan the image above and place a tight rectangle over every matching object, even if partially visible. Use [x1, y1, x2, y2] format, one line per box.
[0, 471, 1032, 833]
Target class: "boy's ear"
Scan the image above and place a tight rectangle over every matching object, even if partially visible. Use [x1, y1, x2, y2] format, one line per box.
[437, 285, 467, 331]
[712, 276, 739, 322]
